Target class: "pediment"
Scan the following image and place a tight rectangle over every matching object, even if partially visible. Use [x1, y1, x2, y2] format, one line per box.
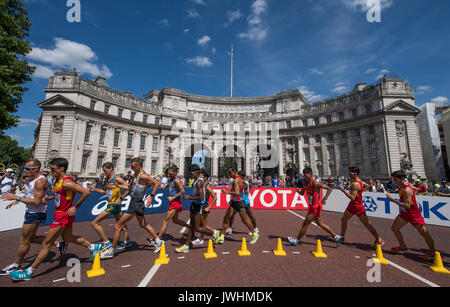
[384, 100, 421, 113]
[38, 95, 77, 108]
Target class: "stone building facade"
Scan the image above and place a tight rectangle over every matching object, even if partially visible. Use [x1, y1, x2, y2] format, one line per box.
[33, 71, 426, 180]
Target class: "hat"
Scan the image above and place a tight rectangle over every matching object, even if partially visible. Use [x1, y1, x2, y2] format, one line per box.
[6, 168, 14, 173]
[442, 180, 448, 184]
[415, 179, 421, 183]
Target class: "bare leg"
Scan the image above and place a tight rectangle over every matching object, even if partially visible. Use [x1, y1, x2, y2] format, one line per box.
[315, 216, 337, 237]
[238, 210, 254, 233]
[340, 211, 353, 238]
[112, 213, 134, 248]
[30, 226, 65, 270]
[415, 224, 435, 253]
[113, 213, 130, 242]
[296, 215, 315, 241]
[358, 215, 380, 241]
[391, 216, 408, 248]
[158, 210, 177, 239]
[91, 211, 112, 243]
[14, 223, 40, 265]
[136, 215, 158, 239]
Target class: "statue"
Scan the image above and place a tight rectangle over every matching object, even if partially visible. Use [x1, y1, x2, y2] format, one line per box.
[53, 116, 64, 134]
[400, 153, 418, 179]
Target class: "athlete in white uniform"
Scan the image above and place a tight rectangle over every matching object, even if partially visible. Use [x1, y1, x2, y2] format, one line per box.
[1, 159, 66, 276]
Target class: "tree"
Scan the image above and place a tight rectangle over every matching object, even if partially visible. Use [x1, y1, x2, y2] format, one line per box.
[0, 0, 35, 133]
[0, 135, 32, 167]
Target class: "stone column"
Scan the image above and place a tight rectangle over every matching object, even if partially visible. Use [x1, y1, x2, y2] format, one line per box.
[118, 129, 127, 174]
[146, 134, 154, 175]
[278, 138, 285, 177]
[88, 123, 101, 175]
[245, 139, 251, 176]
[158, 135, 166, 175]
[34, 113, 53, 164]
[297, 136, 304, 173]
[179, 137, 185, 176]
[360, 127, 370, 176]
[405, 120, 426, 178]
[105, 126, 114, 164]
[322, 135, 329, 177]
[334, 132, 341, 177]
[346, 130, 355, 168]
[72, 119, 87, 174]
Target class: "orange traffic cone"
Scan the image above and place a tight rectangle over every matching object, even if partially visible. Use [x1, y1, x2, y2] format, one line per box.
[87, 253, 106, 278]
[429, 252, 450, 274]
[372, 244, 388, 265]
[312, 240, 327, 258]
[238, 238, 251, 256]
[154, 243, 170, 265]
[204, 239, 218, 259]
[273, 238, 287, 256]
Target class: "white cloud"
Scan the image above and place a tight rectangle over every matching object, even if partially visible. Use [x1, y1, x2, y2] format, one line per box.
[28, 37, 113, 79]
[186, 56, 213, 67]
[416, 85, 431, 95]
[238, 0, 269, 42]
[309, 68, 324, 76]
[212, 48, 216, 54]
[376, 69, 389, 80]
[184, 28, 190, 34]
[31, 63, 54, 79]
[157, 18, 170, 28]
[365, 68, 377, 74]
[190, 0, 206, 5]
[297, 85, 322, 102]
[341, 0, 395, 11]
[18, 118, 38, 128]
[331, 85, 349, 93]
[198, 35, 211, 47]
[431, 96, 449, 106]
[187, 9, 200, 18]
[225, 9, 243, 27]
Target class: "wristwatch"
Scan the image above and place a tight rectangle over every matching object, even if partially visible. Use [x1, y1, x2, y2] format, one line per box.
[150, 193, 156, 197]
[16, 196, 21, 202]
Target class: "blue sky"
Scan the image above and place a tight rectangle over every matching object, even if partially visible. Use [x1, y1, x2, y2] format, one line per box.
[6, 0, 450, 148]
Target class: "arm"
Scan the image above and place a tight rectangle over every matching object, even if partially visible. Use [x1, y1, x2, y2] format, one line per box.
[89, 186, 107, 194]
[316, 182, 332, 205]
[113, 176, 131, 204]
[386, 189, 412, 210]
[142, 174, 160, 206]
[339, 182, 360, 201]
[1, 178, 47, 207]
[63, 179, 91, 217]
[169, 179, 185, 202]
[205, 186, 217, 212]
[222, 179, 241, 196]
[185, 180, 205, 201]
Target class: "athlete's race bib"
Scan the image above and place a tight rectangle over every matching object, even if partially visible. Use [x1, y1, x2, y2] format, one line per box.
[106, 189, 113, 202]
[55, 194, 61, 208]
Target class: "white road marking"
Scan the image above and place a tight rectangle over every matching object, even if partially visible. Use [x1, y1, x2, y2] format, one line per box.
[137, 264, 161, 287]
[121, 265, 131, 268]
[53, 278, 66, 283]
[292, 251, 301, 254]
[355, 256, 361, 259]
[286, 210, 441, 288]
[222, 252, 230, 255]
[287, 210, 317, 226]
[178, 256, 185, 259]
[262, 251, 270, 253]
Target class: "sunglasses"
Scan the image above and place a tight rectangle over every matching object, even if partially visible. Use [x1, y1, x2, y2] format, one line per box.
[24, 166, 39, 170]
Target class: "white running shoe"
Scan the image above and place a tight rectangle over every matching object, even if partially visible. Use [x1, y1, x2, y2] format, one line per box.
[192, 239, 204, 245]
[225, 228, 233, 235]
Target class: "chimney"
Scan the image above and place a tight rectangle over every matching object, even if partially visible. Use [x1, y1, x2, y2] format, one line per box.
[95, 76, 106, 86]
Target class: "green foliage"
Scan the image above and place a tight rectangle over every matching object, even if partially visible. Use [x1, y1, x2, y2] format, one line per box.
[0, 135, 32, 166]
[0, 0, 35, 132]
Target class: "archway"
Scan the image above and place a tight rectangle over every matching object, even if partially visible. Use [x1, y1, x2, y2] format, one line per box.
[184, 144, 212, 176]
[218, 145, 245, 178]
[252, 144, 279, 179]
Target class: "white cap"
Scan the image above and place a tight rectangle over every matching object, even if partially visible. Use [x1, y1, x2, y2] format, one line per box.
[6, 168, 14, 173]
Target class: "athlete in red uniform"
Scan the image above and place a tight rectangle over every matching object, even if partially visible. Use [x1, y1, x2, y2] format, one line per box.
[386, 170, 436, 260]
[9, 158, 102, 281]
[338, 167, 384, 248]
[288, 168, 342, 246]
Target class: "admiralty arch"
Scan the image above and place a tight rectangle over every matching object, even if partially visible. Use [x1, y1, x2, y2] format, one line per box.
[33, 71, 426, 180]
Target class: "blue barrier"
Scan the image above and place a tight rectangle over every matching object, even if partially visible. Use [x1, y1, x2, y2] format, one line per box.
[43, 188, 196, 226]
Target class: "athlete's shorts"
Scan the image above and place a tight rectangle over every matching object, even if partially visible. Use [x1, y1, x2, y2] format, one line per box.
[229, 200, 245, 213]
[24, 212, 46, 225]
[105, 203, 122, 215]
[345, 201, 367, 217]
[169, 199, 183, 213]
[308, 203, 323, 217]
[50, 211, 75, 229]
[126, 200, 145, 216]
[244, 201, 251, 211]
[399, 210, 425, 227]
[190, 202, 208, 216]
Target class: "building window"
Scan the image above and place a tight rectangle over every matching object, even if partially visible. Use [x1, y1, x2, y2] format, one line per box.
[341, 131, 347, 140]
[326, 115, 332, 124]
[155, 118, 160, 126]
[104, 104, 110, 115]
[140, 135, 146, 151]
[187, 122, 192, 130]
[315, 135, 321, 145]
[303, 137, 309, 145]
[172, 119, 177, 127]
[328, 146, 335, 160]
[338, 112, 345, 121]
[261, 123, 266, 131]
[327, 133, 334, 142]
[330, 165, 337, 177]
[125, 158, 132, 170]
[371, 162, 378, 174]
[303, 149, 310, 162]
[143, 115, 148, 123]
[315, 148, 322, 161]
[286, 121, 292, 129]
[112, 157, 118, 169]
[153, 137, 159, 152]
[353, 129, 361, 138]
[99, 127, 106, 145]
[114, 130, 120, 147]
[84, 124, 92, 143]
[81, 155, 89, 172]
[368, 125, 375, 136]
[314, 118, 320, 126]
[96, 156, 104, 172]
[118, 109, 123, 118]
[151, 159, 157, 175]
[352, 109, 357, 118]
[130, 112, 136, 121]
[90, 100, 96, 110]
[303, 119, 308, 128]
[366, 104, 372, 114]
[127, 133, 133, 149]
[170, 137, 175, 144]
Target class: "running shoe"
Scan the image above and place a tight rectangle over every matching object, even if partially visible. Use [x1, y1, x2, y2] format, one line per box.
[9, 269, 32, 281]
[175, 245, 190, 253]
[336, 237, 345, 247]
[147, 238, 156, 246]
[101, 241, 112, 251]
[0, 264, 20, 276]
[225, 228, 233, 235]
[58, 242, 68, 258]
[419, 251, 434, 261]
[213, 230, 220, 243]
[116, 241, 133, 250]
[154, 240, 165, 254]
[217, 234, 225, 244]
[288, 237, 299, 246]
[100, 248, 114, 260]
[192, 239, 204, 246]
[372, 239, 385, 248]
[390, 246, 408, 253]
[249, 232, 259, 245]
[90, 243, 102, 261]
[254, 227, 260, 233]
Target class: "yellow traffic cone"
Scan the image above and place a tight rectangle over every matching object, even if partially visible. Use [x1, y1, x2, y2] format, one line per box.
[87, 253, 106, 278]
[238, 238, 251, 256]
[429, 252, 450, 274]
[204, 239, 218, 259]
[154, 243, 170, 265]
[273, 238, 287, 256]
[372, 244, 388, 265]
[312, 240, 327, 258]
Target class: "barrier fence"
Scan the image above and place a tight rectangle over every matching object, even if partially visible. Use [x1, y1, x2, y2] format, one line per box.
[1, 188, 449, 232]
